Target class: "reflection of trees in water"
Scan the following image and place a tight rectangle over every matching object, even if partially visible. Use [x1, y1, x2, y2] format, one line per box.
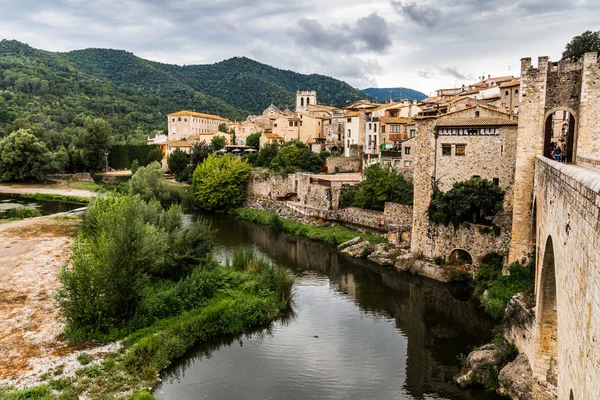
[177, 213, 499, 399]
[160, 301, 297, 386]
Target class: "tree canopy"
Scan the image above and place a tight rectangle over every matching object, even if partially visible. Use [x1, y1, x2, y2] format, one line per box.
[562, 30, 600, 60]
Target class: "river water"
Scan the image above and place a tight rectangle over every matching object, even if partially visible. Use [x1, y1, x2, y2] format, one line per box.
[155, 213, 501, 400]
[0, 193, 83, 217]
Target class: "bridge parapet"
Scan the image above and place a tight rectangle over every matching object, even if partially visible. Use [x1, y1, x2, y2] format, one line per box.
[533, 155, 600, 399]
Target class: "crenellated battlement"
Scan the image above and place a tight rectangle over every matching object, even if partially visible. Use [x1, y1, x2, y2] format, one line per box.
[521, 52, 599, 75]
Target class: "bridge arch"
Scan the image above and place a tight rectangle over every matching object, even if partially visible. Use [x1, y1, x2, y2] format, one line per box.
[447, 248, 473, 265]
[535, 235, 558, 393]
[543, 107, 577, 164]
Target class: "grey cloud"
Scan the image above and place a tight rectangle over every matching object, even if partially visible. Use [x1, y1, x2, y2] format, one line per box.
[391, 1, 442, 28]
[418, 70, 435, 79]
[437, 66, 468, 80]
[288, 13, 392, 54]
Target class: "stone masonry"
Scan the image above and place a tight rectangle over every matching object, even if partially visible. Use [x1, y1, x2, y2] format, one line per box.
[532, 156, 600, 400]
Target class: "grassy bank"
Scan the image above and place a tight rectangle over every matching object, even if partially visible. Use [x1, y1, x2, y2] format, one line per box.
[19, 193, 90, 204]
[0, 251, 292, 400]
[232, 207, 386, 246]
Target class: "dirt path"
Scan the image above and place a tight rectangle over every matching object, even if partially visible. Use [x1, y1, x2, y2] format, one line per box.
[0, 216, 118, 389]
[0, 183, 95, 198]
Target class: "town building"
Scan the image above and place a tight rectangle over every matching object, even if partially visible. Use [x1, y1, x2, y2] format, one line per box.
[167, 110, 229, 141]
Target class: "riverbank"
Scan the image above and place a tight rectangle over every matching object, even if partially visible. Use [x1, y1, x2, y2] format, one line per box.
[0, 183, 97, 199]
[232, 207, 387, 246]
[0, 209, 293, 399]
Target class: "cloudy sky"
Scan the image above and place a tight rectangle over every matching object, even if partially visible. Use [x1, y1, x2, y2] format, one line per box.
[0, 0, 598, 95]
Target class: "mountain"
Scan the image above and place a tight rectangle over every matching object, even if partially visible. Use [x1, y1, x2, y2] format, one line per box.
[0, 40, 365, 143]
[361, 87, 427, 103]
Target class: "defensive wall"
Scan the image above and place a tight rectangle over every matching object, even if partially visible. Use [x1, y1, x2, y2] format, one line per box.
[528, 156, 600, 400]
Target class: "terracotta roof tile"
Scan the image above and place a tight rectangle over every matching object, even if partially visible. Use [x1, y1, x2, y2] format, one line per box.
[436, 117, 517, 127]
[380, 116, 409, 124]
[166, 140, 193, 147]
[167, 110, 228, 121]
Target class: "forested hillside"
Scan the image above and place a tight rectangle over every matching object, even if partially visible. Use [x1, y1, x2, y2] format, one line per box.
[361, 87, 427, 103]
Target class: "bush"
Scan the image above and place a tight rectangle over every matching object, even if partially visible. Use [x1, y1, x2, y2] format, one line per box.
[351, 164, 413, 211]
[253, 143, 279, 167]
[0, 129, 54, 181]
[211, 135, 227, 151]
[56, 194, 213, 339]
[131, 159, 140, 175]
[108, 145, 162, 170]
[5, 207, 42, 219]
[246, 132, 261, 149]
[268, 141, 325, 173]
[473, 253, 535, 320]
[130, 162, 170, 204]
[191, 154, 251, 211]
[167, 149, 191, 182]
[430, 178, 504, 226]
[339, 185, 358, 208]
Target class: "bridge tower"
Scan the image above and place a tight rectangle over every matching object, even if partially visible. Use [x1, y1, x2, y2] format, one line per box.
[508, 52, 600, 265]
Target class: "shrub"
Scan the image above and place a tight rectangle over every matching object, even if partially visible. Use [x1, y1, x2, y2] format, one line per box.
[246, 132, 261, 149]
[6, 207, 41, 219]
[352, 164, 413, 211]
[211, 135, 227, 151]
[430, 178, 504, 226]
[191, 154, 251, 211]
[77, 353, 93, 365]
[0, 129, 53, 181]
[473, 253, 535, 320]
[433, 256, 444, 265]
[130, 162, 170, 204]
[131, 159, 140, 175]
[339, 185, 358, 208]
[167, 149, 191, 182]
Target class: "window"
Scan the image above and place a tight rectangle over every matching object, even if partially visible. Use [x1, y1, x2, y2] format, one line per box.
[410, 129, 416, 137]
[347, 118, 352, 123]
[374, 124, 377, 133]
[172, 118, 175, 122]
[348, 129, 351, 136]
[390, 125, 400, 133]
[514, 89, 519, 97]
[301, 98, 304, 107]
[381, 126, 386, 133]
[347, 140, 350, 147]
[318, 121, 321, 126]
[369, 123, 372, 130]
[493, 178, 499, 186]
[403, 125, 408, 133]
[505, 91, 509, 99]
[289, 121, 294, 127]
[274, 123, 278, 128]
[404, 160, 411, 167]
[404, 147, 411, 155]
[475, 111, 480, 117]
[456, 144, 466, 156]
[306, 97, 310, 105]
[178, 117, 181, 121]
[184, 118, 187, 122]
[442, 145, 452, 156]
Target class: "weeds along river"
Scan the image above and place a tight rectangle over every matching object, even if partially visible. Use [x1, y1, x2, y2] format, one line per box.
[154, 212, 502, 400]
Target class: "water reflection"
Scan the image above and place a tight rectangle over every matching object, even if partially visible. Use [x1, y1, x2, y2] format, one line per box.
[0, 193, 83, 216]
[155, 213, 501, 400]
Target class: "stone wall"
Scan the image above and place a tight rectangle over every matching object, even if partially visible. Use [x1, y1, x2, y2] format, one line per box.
[325, 157, 362, 174]
[576, 154, 600, 172]
[533, 156, 600, 399]
[245, 171, 296, 200]
[577, 52, 600, 157]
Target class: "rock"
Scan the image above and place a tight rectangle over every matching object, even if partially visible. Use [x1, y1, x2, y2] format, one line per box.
[337, 236, 364, 250]
[456, 344, 499, 388]
[367, 243, 395, 266]
[505, 293, 535, 327]
[340, 241, 373, 258]
[497, 353, 533, 400]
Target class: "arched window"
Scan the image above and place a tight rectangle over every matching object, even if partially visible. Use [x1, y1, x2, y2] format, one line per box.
[307, 97, 310, 105]
[514, 89, 519, 97]
[475, 111, 480, 117]
[505, 91, 509, 99]
[300, 97, 304, 107]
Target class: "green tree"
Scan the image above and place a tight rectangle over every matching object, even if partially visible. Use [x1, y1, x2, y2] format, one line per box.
[352, 164, 413, 211]
[211, 135, 227, 151]
[0, 129, 52, 181]
[254, 143, 279, 167]
[80, 117, 112, 171]
[130, 162, 170, 203]
[131, 159, 140, 175]
[167, 149, 191, 182]
[218, 123, 229, 133]
[562, 30, 600, 59]
[429, 177, 504, 226]
[246, 132, 261, 149]
[192, 154, 252, 211]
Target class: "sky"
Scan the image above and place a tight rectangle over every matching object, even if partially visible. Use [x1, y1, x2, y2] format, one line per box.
[0, 0, 599, 96]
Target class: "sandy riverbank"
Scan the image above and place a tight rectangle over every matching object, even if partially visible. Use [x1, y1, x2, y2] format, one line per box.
[0, 183, 95, 199]
[0, 216, 120, 389]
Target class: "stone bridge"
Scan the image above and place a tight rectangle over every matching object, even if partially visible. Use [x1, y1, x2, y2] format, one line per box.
[530, 155, 600, 399]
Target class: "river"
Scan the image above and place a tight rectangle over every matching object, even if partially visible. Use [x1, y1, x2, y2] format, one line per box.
[0, 193, 83, 217]
[154, 213, 502, 400]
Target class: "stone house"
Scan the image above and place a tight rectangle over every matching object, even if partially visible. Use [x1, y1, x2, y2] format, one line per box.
[167, 110, 229, 141]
